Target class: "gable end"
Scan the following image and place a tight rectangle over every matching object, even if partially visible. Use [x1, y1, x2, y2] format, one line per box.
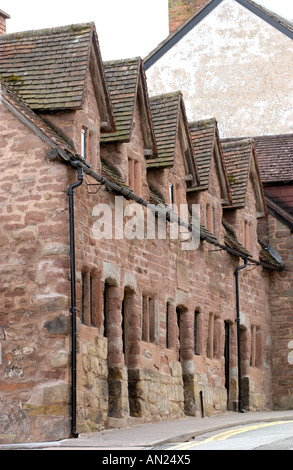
[144, 0, 293, 69]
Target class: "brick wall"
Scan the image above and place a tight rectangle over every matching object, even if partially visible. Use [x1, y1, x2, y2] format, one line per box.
[0, 10, 9, 35]
[168, 0, 207, 33]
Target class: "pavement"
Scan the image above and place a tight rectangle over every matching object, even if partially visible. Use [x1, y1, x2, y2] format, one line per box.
[2, 409, 293, 450]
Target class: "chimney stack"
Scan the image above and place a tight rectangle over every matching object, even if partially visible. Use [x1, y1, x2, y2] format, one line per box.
[168, 0, 207, 34]
[0, 9, 10, 34]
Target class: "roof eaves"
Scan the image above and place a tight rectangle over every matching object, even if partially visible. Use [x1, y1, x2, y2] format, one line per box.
[189, 117, 217, 191]
[0, 80, 85, 166]
[250, 143, 268, 217]
[178, 95, 200, 186]
[137, 60, 158, 157]
[214, 125, 233, 206]
[90, 26, 116, 133]
[221, 138, 253, 208]
[0, 23, 95, 113]
[237, 0, 293, 37]
[147, 91, 182, 168]
[100, 57, 141, 144]
[0, 9, 10, 19]
[265, 195, 293, 231]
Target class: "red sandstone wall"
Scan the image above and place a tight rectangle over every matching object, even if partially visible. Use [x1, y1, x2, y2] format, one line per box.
[0, 101, 72, 443]
[267, 214, 293, 409]
[0, 70, 277, 441]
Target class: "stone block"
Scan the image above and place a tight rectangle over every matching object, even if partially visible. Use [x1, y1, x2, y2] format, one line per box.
[43, 314, 69, 335]
[43, 383, 69, 405]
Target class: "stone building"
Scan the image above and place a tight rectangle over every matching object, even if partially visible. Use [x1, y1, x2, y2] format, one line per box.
[253, 134, 293, 410]
[145, 0, 293, 138]
[0, 14, 291, 445]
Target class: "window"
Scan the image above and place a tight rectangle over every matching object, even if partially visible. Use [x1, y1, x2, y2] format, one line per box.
[250, 325, 262, 368]
[169, 183, 174, 206]
[142, 295, 157, 343]
[207, 314, 220, 359]
[194, 311, 200, 355]
[80, 271, 99, 327]
[103, 282, 110, 338]
[243, 219, 252, 252]
[90, 274, 94, 326]
[128, 158, 134, 189]
[81, 272, 86, 325]
[206, 204, 215, 235]
[166, 302, 170, 349]
[81, 127, 87, 159]
[134, 161, 142, 196]
[128, 158, 142, 196]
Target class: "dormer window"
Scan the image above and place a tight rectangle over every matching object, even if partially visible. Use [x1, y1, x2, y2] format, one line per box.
[128, 158, 142, 196]
[206, 203, 216, 236]
[169, 183, 174, 207]
[81, 127, 88, 159]
[243, 219, 252, 252]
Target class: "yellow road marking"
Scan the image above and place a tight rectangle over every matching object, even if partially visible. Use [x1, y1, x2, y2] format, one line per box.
[169, 420, 293, 450]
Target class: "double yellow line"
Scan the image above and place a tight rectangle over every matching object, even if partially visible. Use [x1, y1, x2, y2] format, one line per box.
[169, 420, 293, 450]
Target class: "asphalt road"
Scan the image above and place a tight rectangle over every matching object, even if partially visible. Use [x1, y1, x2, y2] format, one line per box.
[159, 420, 293, 450]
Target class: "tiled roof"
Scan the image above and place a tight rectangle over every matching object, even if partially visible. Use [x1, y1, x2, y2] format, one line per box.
[188, 118, 232, 204]
[101, 158, 130, 190]
[265, 194, 293, 229]
[253, 134, 293, 184]
[100, 58, 156, 153]
[221, 139, 253, 208]
[148, 184, 166, 205]
[258, 240, 283, 270]
[100, 58, 141, 143]
[0, 80, 83, 164]
[0, 23, 95, 110]
[148, 92, 181, 168]
[222, 220, 250, 257]
[189, 118, 215, 190]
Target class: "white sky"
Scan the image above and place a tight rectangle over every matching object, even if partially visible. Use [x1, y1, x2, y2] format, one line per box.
[1, 0, 292, 61]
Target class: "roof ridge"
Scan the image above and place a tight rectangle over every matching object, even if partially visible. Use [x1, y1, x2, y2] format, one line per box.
[221, 138, 254, 148]
[149, 90, 182, 102]
[253, 133, 293, 139]
[0, 22, 94, 40]
[245, 0, 293, 31]
[103, 57, 142, 66]
[189, 117, 217, 129]
[0, 22, 107, 114]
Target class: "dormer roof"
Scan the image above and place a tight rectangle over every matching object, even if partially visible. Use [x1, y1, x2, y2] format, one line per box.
[100, 57, 157, 156]
[148, 91, 200, 187]
[253, 134, 293, 184]
[0, 23, 115, 131]
[0, 80, 82, 164]
[188, 117, 231, 205]
[221, 138, 267, 217]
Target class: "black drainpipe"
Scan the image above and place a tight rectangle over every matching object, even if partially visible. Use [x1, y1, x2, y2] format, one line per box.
[68, 163, 84, 438]
[234, 257, 248, 413]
